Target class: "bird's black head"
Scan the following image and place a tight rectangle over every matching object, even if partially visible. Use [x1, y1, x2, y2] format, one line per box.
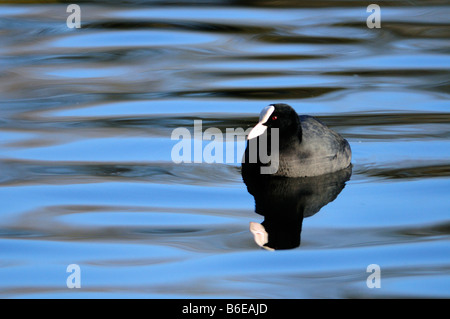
[248, 103, 301, 141]
[265, 103, 300, 135]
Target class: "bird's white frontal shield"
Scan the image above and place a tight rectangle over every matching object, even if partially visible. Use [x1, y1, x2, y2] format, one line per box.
[247, 105, 275, 140]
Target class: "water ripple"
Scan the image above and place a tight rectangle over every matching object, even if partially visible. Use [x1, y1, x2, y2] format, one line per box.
[0, 2, 449, 298]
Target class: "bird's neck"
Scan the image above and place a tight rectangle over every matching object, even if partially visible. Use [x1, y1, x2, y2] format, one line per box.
[279, 125, 302, 150]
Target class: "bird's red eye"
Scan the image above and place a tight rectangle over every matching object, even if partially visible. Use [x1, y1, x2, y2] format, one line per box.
[272, 116, 278, 121]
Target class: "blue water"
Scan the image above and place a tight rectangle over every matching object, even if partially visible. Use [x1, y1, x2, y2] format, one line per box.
[0, 1, 449, 298]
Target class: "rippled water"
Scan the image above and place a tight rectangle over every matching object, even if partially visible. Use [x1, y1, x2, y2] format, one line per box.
[0, 1, 449, 298]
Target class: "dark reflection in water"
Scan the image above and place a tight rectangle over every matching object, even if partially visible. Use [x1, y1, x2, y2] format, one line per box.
[243, 165, 352, 250]
[0, 0, 449, 298]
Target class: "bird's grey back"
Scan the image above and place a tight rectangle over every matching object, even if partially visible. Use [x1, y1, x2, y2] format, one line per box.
[276, 115, 351, 177]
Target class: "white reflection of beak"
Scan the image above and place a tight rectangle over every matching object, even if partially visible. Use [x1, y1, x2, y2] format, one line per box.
[247, 105, 275, 140]
[249, 222, 274, 251]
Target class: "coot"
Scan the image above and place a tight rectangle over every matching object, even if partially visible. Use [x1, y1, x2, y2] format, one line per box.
[243, 103, 351, 177]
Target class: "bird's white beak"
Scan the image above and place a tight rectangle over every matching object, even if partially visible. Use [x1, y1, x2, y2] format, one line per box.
[247, 122, 267, 140]
[247, 105, 275, 140]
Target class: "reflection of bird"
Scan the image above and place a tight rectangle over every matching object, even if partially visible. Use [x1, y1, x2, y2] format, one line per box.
[243, 103, 351, 177]
[243, 165, 352, 250]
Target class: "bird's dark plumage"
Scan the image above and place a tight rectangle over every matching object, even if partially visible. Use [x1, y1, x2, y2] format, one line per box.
[242, 103, 351, 177]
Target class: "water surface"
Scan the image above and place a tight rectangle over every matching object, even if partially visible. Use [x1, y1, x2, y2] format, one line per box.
[0, 0, 449, 298]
